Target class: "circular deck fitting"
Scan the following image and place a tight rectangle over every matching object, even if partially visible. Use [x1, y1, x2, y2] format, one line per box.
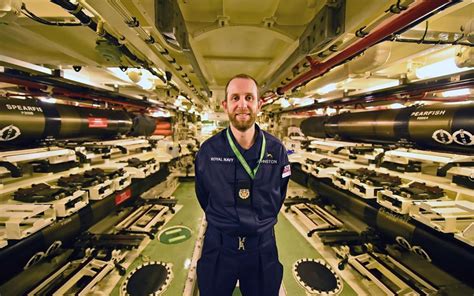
[121, 261, 173, 296]
[158, 225, 192, 244]
[293, 258, 342, 295]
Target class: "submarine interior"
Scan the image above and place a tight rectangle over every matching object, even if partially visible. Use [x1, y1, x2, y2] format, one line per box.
[0, 0, 473, 295]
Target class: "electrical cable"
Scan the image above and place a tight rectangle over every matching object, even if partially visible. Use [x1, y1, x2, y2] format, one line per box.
[21, 3, 82, 27]
[418, 21, 428, 43]
[49, 0, 167, 84]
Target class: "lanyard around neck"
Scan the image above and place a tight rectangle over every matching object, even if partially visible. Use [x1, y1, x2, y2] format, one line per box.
[226, 128, 266, 180]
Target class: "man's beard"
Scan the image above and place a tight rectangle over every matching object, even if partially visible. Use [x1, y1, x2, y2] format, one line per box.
[229, 109, 257, 132]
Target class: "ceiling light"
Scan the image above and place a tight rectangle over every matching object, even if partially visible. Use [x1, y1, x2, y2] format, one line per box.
[389, 103, 405, 109]
[297, 98, 315, 107]
[317, 83, 337, 95]
[174, 95, 186, 107]
[441, 88, 471, 97]
[326, 107, 337, 115]
[127, 69, 142, 83]
[147, 98, 161, 105]
[137, 79, 154, 90]
[315, 109, 325, 115]
[444, 101, 474, 105]
[279, 98, 291, 108]
[108, 67, 133, 82]
[364, 80, 400, 92]
[415, 58, 472, 79]
[63, 69, 107, 89]
[151, 109, 171, 117]
[38, 97, 56, 104]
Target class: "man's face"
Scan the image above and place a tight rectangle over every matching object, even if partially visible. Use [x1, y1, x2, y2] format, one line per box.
[222, 78, 262, 132]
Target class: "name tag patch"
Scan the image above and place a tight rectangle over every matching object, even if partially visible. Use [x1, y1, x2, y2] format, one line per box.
[282, 165, 291, 178]
[259, 159, 278, 164]
[210, 157, 234, 163]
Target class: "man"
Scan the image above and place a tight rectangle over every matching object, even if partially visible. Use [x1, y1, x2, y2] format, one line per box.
[194, 74, 291, 296]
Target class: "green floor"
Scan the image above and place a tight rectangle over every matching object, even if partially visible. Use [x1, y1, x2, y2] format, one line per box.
[112, 182, 203, 295]
[276, 209, 357, 295]
[114, 181, 357, 295]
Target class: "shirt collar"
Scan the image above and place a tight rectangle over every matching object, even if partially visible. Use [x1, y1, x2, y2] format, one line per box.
[227, 124, 263, 159]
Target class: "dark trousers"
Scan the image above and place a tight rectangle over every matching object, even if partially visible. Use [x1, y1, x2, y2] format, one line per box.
[197, 225, 283, 296]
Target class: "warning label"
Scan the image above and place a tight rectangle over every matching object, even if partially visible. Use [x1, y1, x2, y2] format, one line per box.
[88, 117, 108, 128]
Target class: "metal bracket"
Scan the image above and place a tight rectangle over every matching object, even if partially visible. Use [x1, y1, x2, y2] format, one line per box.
[356, 26, 369, 38]
[263, 0, 346, 91]
[0, 161, 21, 177]
[125, 17, 139, 27]
[155, 0, 211, 98]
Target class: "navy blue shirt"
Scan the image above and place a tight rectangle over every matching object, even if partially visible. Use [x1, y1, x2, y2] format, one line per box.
[195, 124, 291, 236]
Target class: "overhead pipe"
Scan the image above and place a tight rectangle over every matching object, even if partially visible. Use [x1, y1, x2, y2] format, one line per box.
[297, 42, 392, 95]
[272, 0, 456, 98]
[0, 73, 150, 110]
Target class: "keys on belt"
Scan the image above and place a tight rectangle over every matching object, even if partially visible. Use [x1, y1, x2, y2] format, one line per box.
[238, 236, 246, 251]
[206, 225, 275, 251]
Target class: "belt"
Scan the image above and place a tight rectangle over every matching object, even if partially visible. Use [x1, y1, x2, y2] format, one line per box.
[206, 224, 275, 251]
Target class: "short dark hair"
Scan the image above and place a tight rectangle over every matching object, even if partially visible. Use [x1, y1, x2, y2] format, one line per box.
[224, 74, 259, 101]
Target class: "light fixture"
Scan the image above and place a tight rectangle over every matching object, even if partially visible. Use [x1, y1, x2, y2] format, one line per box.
[108, 67, 132, 82]
[174, 95, 186, 107]
[137, 78, 154, 90]
[326, 107, 337, 115]
[389, 103, 405, 109]
[279, 98, 291, 108]
[127, 69, 142, 83]
[38, 97, 56, 104]
[108, 67, 156, 90]
[151, 109, 171, 117]
[415, 58, 472, 79]
[317, 83, 337, 95]
[444, 101, 474, 105]
[297, 98, 315, 107]
[441, 88, 471, 97]
[317, 97, 331, 103]
[364, 80, 400, 92]
[147, 98, 161, 105]
[63, 69, 105, 88]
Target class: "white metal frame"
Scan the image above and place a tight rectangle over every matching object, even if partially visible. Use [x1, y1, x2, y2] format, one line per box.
[46, 189, 89, 217]
[292, 203, 343, 231]
[348, 253, 437, 296]
[86, 179, 114, 200]
[409, 200, 474, 234]
[115, 204, 168, 233]
[28, 251, 126, 296]
[348, 178, 383, 199]
[0, 204, 56, 240]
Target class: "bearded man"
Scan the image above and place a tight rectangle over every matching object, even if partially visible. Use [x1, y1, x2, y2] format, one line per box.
[194, 74, 291, 296]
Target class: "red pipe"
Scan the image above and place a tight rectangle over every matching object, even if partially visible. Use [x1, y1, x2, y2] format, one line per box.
[0, 74, 148, 110]
[273, 0, 453, 97]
